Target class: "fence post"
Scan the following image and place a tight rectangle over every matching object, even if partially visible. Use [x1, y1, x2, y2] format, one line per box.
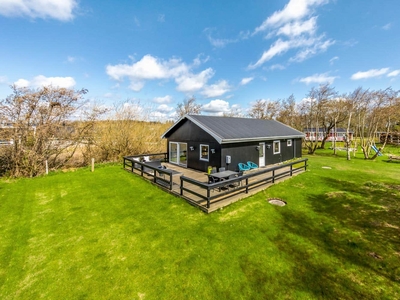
[91, 158, 94, 172]
[45, 160, 48, 175]
[245, 178, 249, 194]
[272, 170, 275, 183]
[290, 164, 293, 176]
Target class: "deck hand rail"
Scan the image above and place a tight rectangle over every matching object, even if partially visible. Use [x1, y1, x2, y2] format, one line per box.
[180, 158, 308, 209]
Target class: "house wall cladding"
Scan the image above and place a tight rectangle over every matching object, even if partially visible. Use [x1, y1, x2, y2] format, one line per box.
[167, 119, 221, 171]
[221, 142, 259, 171]
[165, 117, 303, 172]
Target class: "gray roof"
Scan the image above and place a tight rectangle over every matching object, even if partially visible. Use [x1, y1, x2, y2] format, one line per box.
[162, 114, 305, 144]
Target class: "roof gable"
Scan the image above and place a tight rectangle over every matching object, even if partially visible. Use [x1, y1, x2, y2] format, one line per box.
[162, 115, 304, 144]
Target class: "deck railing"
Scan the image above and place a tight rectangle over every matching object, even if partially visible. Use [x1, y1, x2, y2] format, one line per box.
[123, 153, 178, 190]
[123, 154, 308, 212]
[179, 158, 308, 209]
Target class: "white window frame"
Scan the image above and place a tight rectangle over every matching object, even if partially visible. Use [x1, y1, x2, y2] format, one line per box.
[200, 144, 209, 161]
[273, 140, 281, 155]
[287, 139, 292, 147]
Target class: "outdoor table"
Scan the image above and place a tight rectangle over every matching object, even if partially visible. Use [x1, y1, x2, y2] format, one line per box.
[211, 170, 238, 180]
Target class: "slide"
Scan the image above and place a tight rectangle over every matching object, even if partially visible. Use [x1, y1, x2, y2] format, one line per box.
[371, 145, 383, 156]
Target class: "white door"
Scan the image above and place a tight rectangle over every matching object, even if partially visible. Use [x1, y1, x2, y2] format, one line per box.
[259, 142, 265, 167]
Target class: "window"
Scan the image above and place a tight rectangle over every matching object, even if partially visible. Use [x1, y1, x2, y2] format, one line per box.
[273, 141, 280, 154]
[200, 144, 209, 161]
[287, 139, 292, 147]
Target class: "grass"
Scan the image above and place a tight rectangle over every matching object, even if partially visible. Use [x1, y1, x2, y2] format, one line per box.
[0, 148, 399, 299]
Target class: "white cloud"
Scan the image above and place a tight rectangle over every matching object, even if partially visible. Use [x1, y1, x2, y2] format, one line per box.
[240, 77, 254, 85]
[175, 68, 214, 93]
[299, 73, 338, 84]
[153, 95, 172, 104]
[248, 39, 291, 69]
[289, 37, 334, 62]
[157, 104, 174, 113]
[14, 79, 30, 88]
[201, 80, 231, 98]
[14, 75, 76, 89]
[249, 35, 333, 68]
[107, 54, 215, 93]
[0, 0, 78, 21]
[254, 0, 328, 33]
[106, 55, 188, 82]
[204, 28, 250, 48]
[387, 70, 400, 77]
[270, 64, 286, 70]
[201, 99, 231, 115]
[277, 17, 317, 37]
[250, 0, 332, 69]
[329, 56, 339, 65]
[351, 68, 389, 80]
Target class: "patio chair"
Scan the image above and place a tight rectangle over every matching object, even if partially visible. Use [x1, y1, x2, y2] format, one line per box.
[238, 163, 250, 172]
[228, 174, 240, 189]
[247, 161, 258, 169]
[219, 167, 226, 172]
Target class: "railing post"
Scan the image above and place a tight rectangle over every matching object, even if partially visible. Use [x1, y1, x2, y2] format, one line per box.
[290, 164, 293, 176]
[170, 173, 173, 190]
[180, 178, 183, 196]
[272, 170, 275, 183]
[207, 188, 210, 208]
[245, 178, 249, 193]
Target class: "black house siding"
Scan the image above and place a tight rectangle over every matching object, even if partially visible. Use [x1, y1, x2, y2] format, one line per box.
[221, 142, 260, 171]
[166, 119, 221, 171]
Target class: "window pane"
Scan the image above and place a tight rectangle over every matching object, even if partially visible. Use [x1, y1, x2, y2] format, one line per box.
[170, 143, 178, 163]
[273, 141, 280, 154]
[179, 143, 187, 166]
[200, 144, 209, 161]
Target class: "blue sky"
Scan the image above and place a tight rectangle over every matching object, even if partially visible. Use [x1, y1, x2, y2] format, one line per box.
[1, 0, 399, 119]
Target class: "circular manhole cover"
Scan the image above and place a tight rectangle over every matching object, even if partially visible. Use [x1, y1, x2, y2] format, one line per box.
[268, 198, 287, 206]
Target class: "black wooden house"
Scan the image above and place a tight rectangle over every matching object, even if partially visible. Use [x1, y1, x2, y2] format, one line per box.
[161, 115, 305, 172]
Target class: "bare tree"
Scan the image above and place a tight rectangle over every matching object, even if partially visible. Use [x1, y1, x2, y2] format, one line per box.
[276, 94, 300, 129]
[300, 84, 337, 154]
[248, 99, 281, 119]
[176, 96, 201, 118]
[91, 100, 169, 162]
[350, 87, 399, 159]
[0, 85, 103, 177]
[319, 97, 349, 149]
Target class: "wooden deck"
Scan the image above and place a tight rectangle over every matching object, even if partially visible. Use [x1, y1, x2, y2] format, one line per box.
[123, 155, 307, 213]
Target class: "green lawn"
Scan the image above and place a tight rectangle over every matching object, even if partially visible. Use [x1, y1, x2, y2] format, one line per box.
[0, 150, 399, 299]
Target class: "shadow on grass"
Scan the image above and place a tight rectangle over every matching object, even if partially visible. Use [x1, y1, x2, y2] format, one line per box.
[273, 177, 400, 299]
